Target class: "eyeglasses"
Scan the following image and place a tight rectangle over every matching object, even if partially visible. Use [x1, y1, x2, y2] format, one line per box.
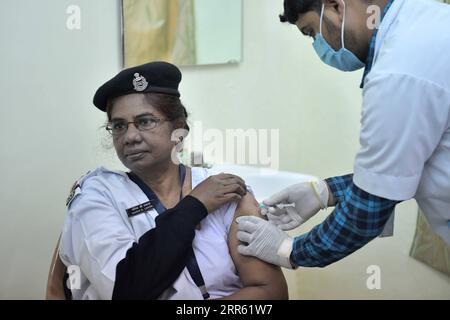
[106, 116, 167, 136]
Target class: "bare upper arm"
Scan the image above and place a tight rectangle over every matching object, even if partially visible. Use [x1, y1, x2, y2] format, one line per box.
[228, 192, 288, 299]
[46, 235, 67, 300]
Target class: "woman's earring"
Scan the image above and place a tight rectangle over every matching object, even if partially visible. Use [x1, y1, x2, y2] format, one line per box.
[177, 136, 184, 152]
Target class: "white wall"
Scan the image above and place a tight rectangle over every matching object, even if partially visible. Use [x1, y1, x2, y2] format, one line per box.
[194, 0, 242, 65]
[0, 0, 124, 299]
[0, 0, 448, 299]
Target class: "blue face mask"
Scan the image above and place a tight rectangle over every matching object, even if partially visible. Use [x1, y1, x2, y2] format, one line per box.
[312, 2, 365, 72]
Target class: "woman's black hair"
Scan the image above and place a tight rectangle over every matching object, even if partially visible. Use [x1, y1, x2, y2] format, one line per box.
[106, 93, 189, 131]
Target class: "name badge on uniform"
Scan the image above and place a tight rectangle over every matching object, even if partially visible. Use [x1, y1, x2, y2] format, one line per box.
[126, 201, 154, 217]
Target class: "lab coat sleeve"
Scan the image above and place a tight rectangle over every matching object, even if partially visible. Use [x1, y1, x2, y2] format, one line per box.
[63, 178, 207, 300]
[354, 73, 450, 200]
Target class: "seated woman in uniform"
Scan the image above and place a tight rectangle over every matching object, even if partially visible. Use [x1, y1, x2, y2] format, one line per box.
[56, 61, 288, 300]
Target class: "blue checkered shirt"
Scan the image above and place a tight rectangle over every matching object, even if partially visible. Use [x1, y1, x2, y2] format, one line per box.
[291, 174, 399, 267]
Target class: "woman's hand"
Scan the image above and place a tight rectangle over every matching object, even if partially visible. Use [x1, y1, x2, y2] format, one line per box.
[189, 173, 247, 213]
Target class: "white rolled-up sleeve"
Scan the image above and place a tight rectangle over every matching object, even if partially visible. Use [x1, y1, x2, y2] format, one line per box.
[354, 73, 450, 201]
[61, 178, 135, 300]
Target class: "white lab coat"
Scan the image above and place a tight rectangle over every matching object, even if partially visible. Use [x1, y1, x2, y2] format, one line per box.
[59, 166, 242, 299]
[354, 0, 450, 245]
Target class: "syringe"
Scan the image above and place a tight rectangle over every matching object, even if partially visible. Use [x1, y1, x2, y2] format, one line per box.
[259, 203, 295, 210]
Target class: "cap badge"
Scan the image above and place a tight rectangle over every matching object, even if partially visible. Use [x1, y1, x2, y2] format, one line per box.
[133, 73, 148, 92]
